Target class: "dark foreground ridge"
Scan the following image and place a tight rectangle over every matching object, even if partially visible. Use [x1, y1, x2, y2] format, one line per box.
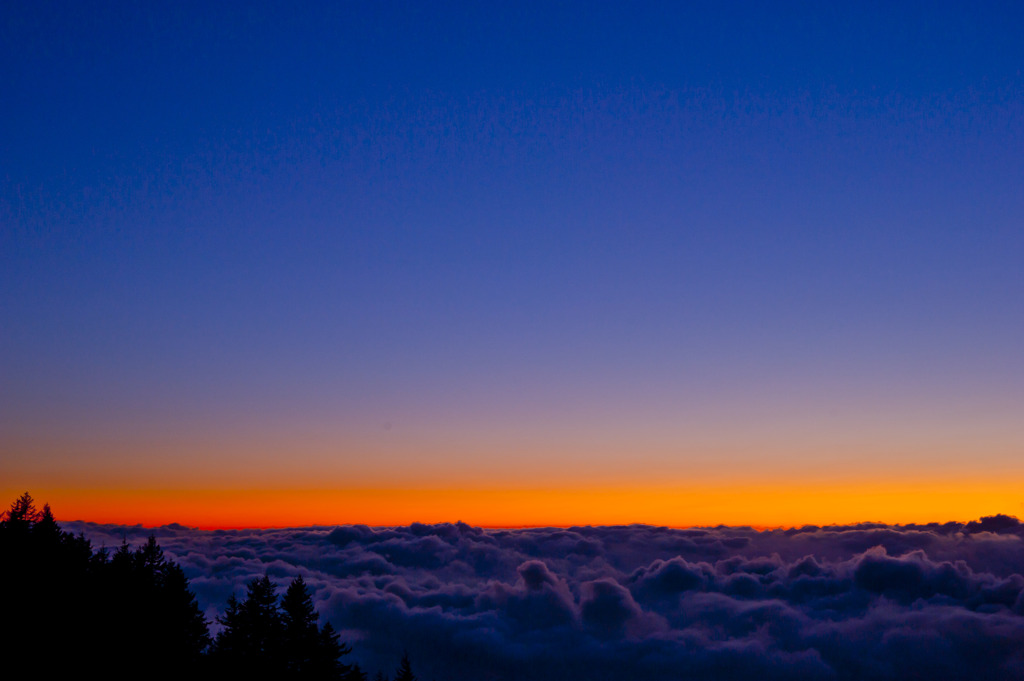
[0, 493, 417, 681]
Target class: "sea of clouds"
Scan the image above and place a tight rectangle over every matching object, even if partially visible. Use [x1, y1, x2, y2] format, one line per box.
[64, 515, 1024, 680]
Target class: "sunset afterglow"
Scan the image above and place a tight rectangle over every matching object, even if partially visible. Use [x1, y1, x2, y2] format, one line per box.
[3, 2, 1022, 529]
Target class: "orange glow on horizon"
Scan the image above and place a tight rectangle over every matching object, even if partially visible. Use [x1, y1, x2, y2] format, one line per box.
[8, 480, 1022, 530]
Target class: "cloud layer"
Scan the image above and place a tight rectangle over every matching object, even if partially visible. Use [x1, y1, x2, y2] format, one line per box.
[65, 516, 1024, 680]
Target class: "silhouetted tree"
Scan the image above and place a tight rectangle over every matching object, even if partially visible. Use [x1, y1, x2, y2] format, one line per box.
[163, 560, 214, 664]
[3, 491, 41, 527]
[1, 493, 378, 680]
[394, 652, 416, 681]
[260, 574, 361, 679]
[283, 575, 321, 674]
[96, 533, 211, 673]
[1, 492, 42, 549]
[212, 574, 286, 675]
[32, 503, 62, 543]
[346, 664, 368, 681]
[0, 494, 210, 678]
[213, 594, 245, 653]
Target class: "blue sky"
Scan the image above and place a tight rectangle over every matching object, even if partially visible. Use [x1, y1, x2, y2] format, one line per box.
[2, 2, 1023, 522]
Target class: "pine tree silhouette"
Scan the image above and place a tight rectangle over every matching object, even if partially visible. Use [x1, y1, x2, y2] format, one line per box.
[345, 663, 369, 681]
[0, 494, 210, 678]
[2, 491, 41, 534]
[318, 620, 355, 678]
[212, 575, 286, 675]
[32, 503, 62, 543]
[212, 573, 361, 679]
[282, 575, 322, 674]
[1, 493, 376, 680]
[163, 560, 213, 664]
[394, 652, 416, 681]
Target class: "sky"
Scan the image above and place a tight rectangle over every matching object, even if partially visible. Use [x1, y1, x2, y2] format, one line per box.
[2, 1, 1023, 527]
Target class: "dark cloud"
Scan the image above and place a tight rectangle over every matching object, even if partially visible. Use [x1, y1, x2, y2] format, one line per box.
[64, 516, 1024, 680]
[965, 514, 1024, 535]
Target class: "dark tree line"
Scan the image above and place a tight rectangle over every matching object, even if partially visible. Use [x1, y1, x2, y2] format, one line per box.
[210, 573, 365, 680]
[0, 492, 206, 676]
[0, 493, 417, 681]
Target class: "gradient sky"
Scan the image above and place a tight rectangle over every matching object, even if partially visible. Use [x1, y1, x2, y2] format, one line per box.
[3, 1, 1023, 527]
